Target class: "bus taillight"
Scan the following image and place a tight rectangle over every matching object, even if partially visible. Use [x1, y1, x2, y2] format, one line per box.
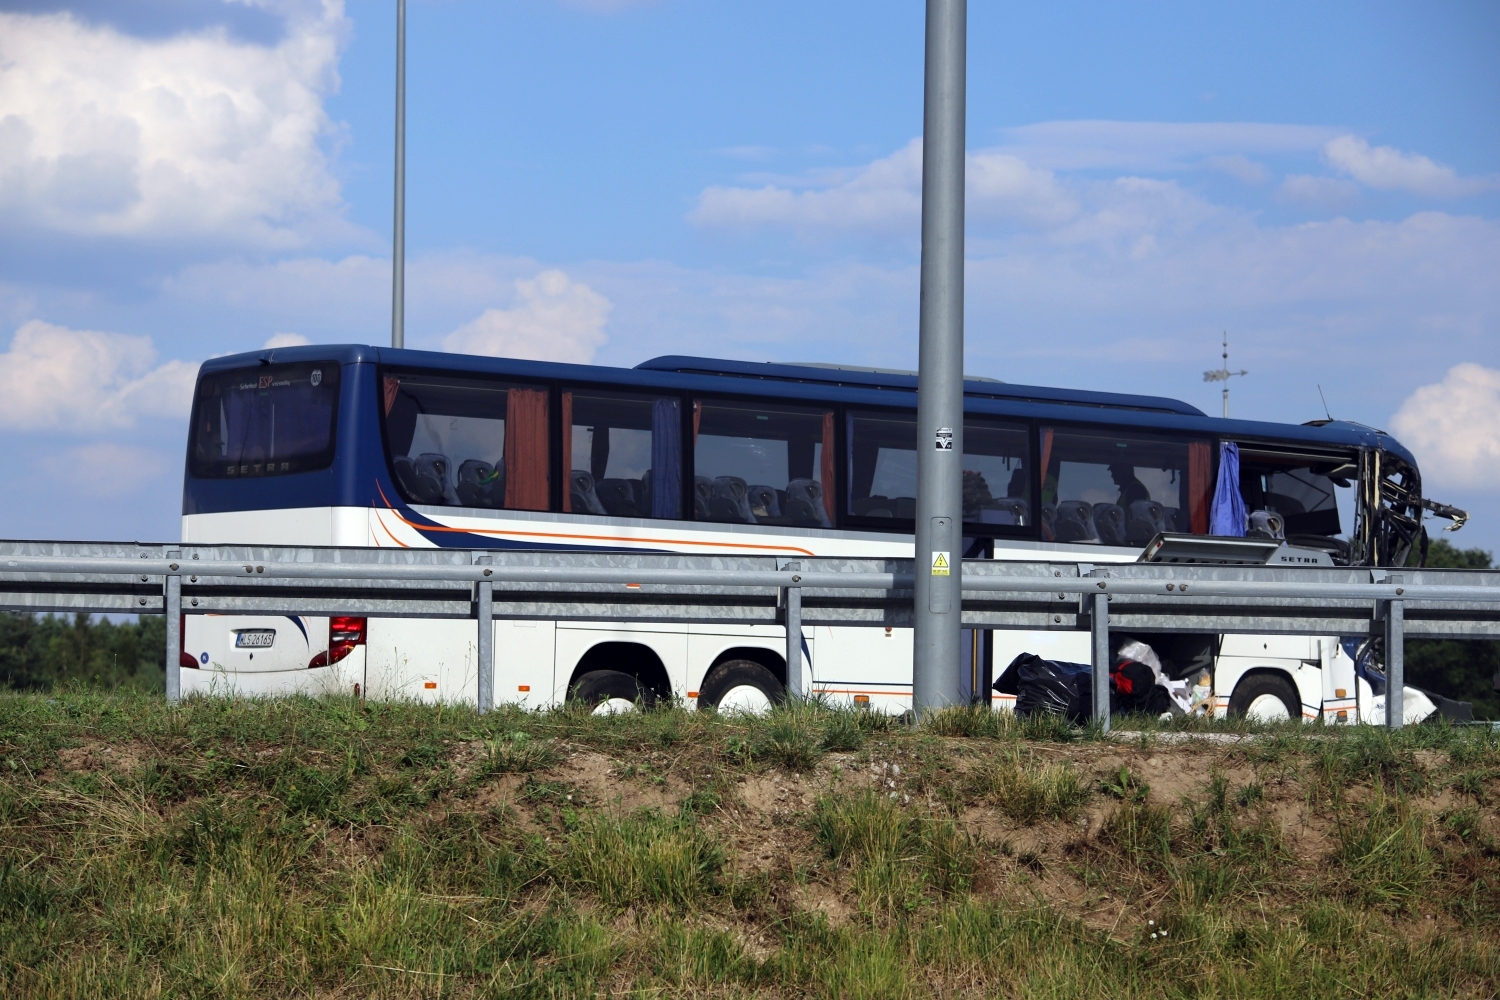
[309, 616, 367, 668]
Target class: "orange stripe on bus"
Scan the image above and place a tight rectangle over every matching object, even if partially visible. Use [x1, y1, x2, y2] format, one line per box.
[377, 498, 817, 557]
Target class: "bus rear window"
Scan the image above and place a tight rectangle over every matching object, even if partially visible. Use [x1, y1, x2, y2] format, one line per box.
[189, 363, 340, 479]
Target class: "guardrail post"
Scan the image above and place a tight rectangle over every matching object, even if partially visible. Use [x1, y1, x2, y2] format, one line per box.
[1384, 575, 1404, 729]
[475, 555, 493, 715]
[785, 563, 803, 700]
[1090, 590, 1110, 733]
[164, 549, 182, 704]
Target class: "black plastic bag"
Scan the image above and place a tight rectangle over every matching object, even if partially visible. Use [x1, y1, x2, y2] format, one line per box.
[998, 653, 1093, 721]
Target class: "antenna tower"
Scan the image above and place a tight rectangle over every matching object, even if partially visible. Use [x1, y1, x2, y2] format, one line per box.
[1202, 332, 1248, 417]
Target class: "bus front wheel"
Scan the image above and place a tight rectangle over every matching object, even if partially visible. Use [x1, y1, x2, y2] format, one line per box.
[698, 659, 785, 715]
[569, 669, 659, 714]
[1228, 673, 1301, 723]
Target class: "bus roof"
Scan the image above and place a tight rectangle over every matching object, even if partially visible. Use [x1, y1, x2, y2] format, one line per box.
[196, 344, 1418, 468]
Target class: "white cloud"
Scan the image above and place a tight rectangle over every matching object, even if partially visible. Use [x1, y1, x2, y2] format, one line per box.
[264, 332, 311, 348]
[1204, 154, 1270, 185]
[443, 270, 611, 364]
[38, 442, 169, 497]
[1276, 174, 1361, 210]
[1391, 364, 1500, 490]
[1324, 135, 1497, 198]
[690, 139, 1077, 233]
[0, 320, 196, 431]
[0, 3, 354, 249]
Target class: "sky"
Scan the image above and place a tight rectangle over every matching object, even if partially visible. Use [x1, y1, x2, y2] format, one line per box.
[1, 0, 1497, 552]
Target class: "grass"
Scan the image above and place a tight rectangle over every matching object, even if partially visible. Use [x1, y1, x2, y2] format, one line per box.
[2, 692, 1500, 997]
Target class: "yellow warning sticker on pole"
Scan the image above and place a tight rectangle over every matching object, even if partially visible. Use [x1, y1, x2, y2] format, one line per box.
[931, 551, 950, 576]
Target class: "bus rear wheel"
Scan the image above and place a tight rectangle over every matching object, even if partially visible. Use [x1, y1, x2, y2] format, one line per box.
[569, 669, 659, 714]
[698, 660, 785, 715]
[1228, 673, 1301, 723]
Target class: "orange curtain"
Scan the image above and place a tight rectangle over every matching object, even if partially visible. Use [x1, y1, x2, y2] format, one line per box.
[504, 388, 550, 511]
[692, 400, 701, 442]
[382, 376, 400, 415]
[1039, 427, 1056, 540]
[559, 392, 573, 513]
[820, 411, 836, 522]
[1187, 440, 1211, 534]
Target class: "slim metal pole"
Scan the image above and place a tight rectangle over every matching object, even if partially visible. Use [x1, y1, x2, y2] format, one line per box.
[785, 565, 803, 700]
[164, 550, 182, 704]
[391, 0, 406, 349]
[1384, 579, 1404, 729]
[476, 555, 493, 714]
[1091, 592, 1111, 732]
[912, 0, 967, 718]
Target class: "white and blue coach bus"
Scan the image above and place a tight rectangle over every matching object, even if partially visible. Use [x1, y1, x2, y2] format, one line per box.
[180, 345, 1460, 723]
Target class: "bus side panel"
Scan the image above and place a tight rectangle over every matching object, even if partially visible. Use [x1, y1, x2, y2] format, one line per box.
[365, 619, 477, 705]
[553, 623, 689, 703]
[182, 507, 333, 545]
[495, 620, 556, 709]
[814, 625, 913, 714]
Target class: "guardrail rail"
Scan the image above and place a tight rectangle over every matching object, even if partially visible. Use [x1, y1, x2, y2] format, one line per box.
[2, 540, 1498, 729]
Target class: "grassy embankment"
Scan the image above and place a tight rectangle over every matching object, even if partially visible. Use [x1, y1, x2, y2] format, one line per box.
[2, 694, 1499, 998]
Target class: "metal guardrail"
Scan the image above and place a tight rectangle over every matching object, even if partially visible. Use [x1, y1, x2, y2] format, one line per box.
[2, 540, 1498, 729]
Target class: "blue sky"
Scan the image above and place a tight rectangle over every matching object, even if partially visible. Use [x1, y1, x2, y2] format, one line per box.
[1, 0, 1497, 551]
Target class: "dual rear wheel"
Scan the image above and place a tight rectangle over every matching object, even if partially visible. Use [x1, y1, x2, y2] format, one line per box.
[567, 659, 784, 715]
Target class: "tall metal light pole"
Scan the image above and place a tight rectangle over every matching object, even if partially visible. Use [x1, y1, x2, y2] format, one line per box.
[391, 0, 406, 349]
[912, 0, 967, 719]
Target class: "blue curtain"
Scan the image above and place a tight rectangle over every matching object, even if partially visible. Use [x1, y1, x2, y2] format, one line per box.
[1209, 441, 1246, 536]
[651, 398, 681, 519]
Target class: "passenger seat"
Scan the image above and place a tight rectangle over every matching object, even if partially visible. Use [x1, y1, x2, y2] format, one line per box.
[597, 478, 644, 517]
[1125, 500, 1167, 546]
[746, 484, 783, 521]
[785, 479, 831, 527]
[410, 453, 457, 505]
[709, 476, 755, 523]
[570, 470, 608, 515]
[1092, 503, 1127, 546]
[1053, 500, 1099, 543]
[457, 459, 504, 508]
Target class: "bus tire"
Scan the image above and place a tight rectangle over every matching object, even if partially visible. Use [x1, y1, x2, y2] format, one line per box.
[1228, 673, 1301, 722]
[569, 669, 659, 714]
[698, 659, 785, 715]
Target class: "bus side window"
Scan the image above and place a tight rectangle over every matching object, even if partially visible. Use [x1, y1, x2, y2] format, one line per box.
[381, 373, 550, 511]
[962, 419, 1031, 528]
[846, 412, 1032, 532]
[847, 411, 917, 520]
[693, 401, 835, 528]
[563, 391, 681, 519]
[1039, 427, 1210, 545]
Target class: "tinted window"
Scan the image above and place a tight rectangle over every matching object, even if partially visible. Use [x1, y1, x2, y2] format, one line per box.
[189, 362, 339, 479]
[694, 400, 834, 527]
[382, 373, 549, 511]
[1040, 427, 1211, 545]
[847, 412, 1031, 529]
[962, 421, 1032, 527]
[565, 390, 681, 519]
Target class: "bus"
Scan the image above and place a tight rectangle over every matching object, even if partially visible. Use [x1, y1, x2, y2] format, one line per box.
[179, 344, 1466, 724]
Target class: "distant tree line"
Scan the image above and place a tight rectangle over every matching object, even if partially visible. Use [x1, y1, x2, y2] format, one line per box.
[0, 540, 1495, 716]
[0, 612, 165, 692]
[1405, 538, 1500, 720]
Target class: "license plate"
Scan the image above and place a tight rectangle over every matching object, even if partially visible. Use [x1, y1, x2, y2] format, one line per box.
[234, 630, 276, 648]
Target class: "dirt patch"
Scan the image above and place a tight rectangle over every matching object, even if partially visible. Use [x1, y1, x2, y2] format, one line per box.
[56, 740, 147, 773]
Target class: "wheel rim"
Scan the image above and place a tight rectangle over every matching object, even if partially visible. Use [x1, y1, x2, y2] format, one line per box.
[1245, 693, 1291, 722]
[592, 697, 637, 715]
[715, 684, 774, 715]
